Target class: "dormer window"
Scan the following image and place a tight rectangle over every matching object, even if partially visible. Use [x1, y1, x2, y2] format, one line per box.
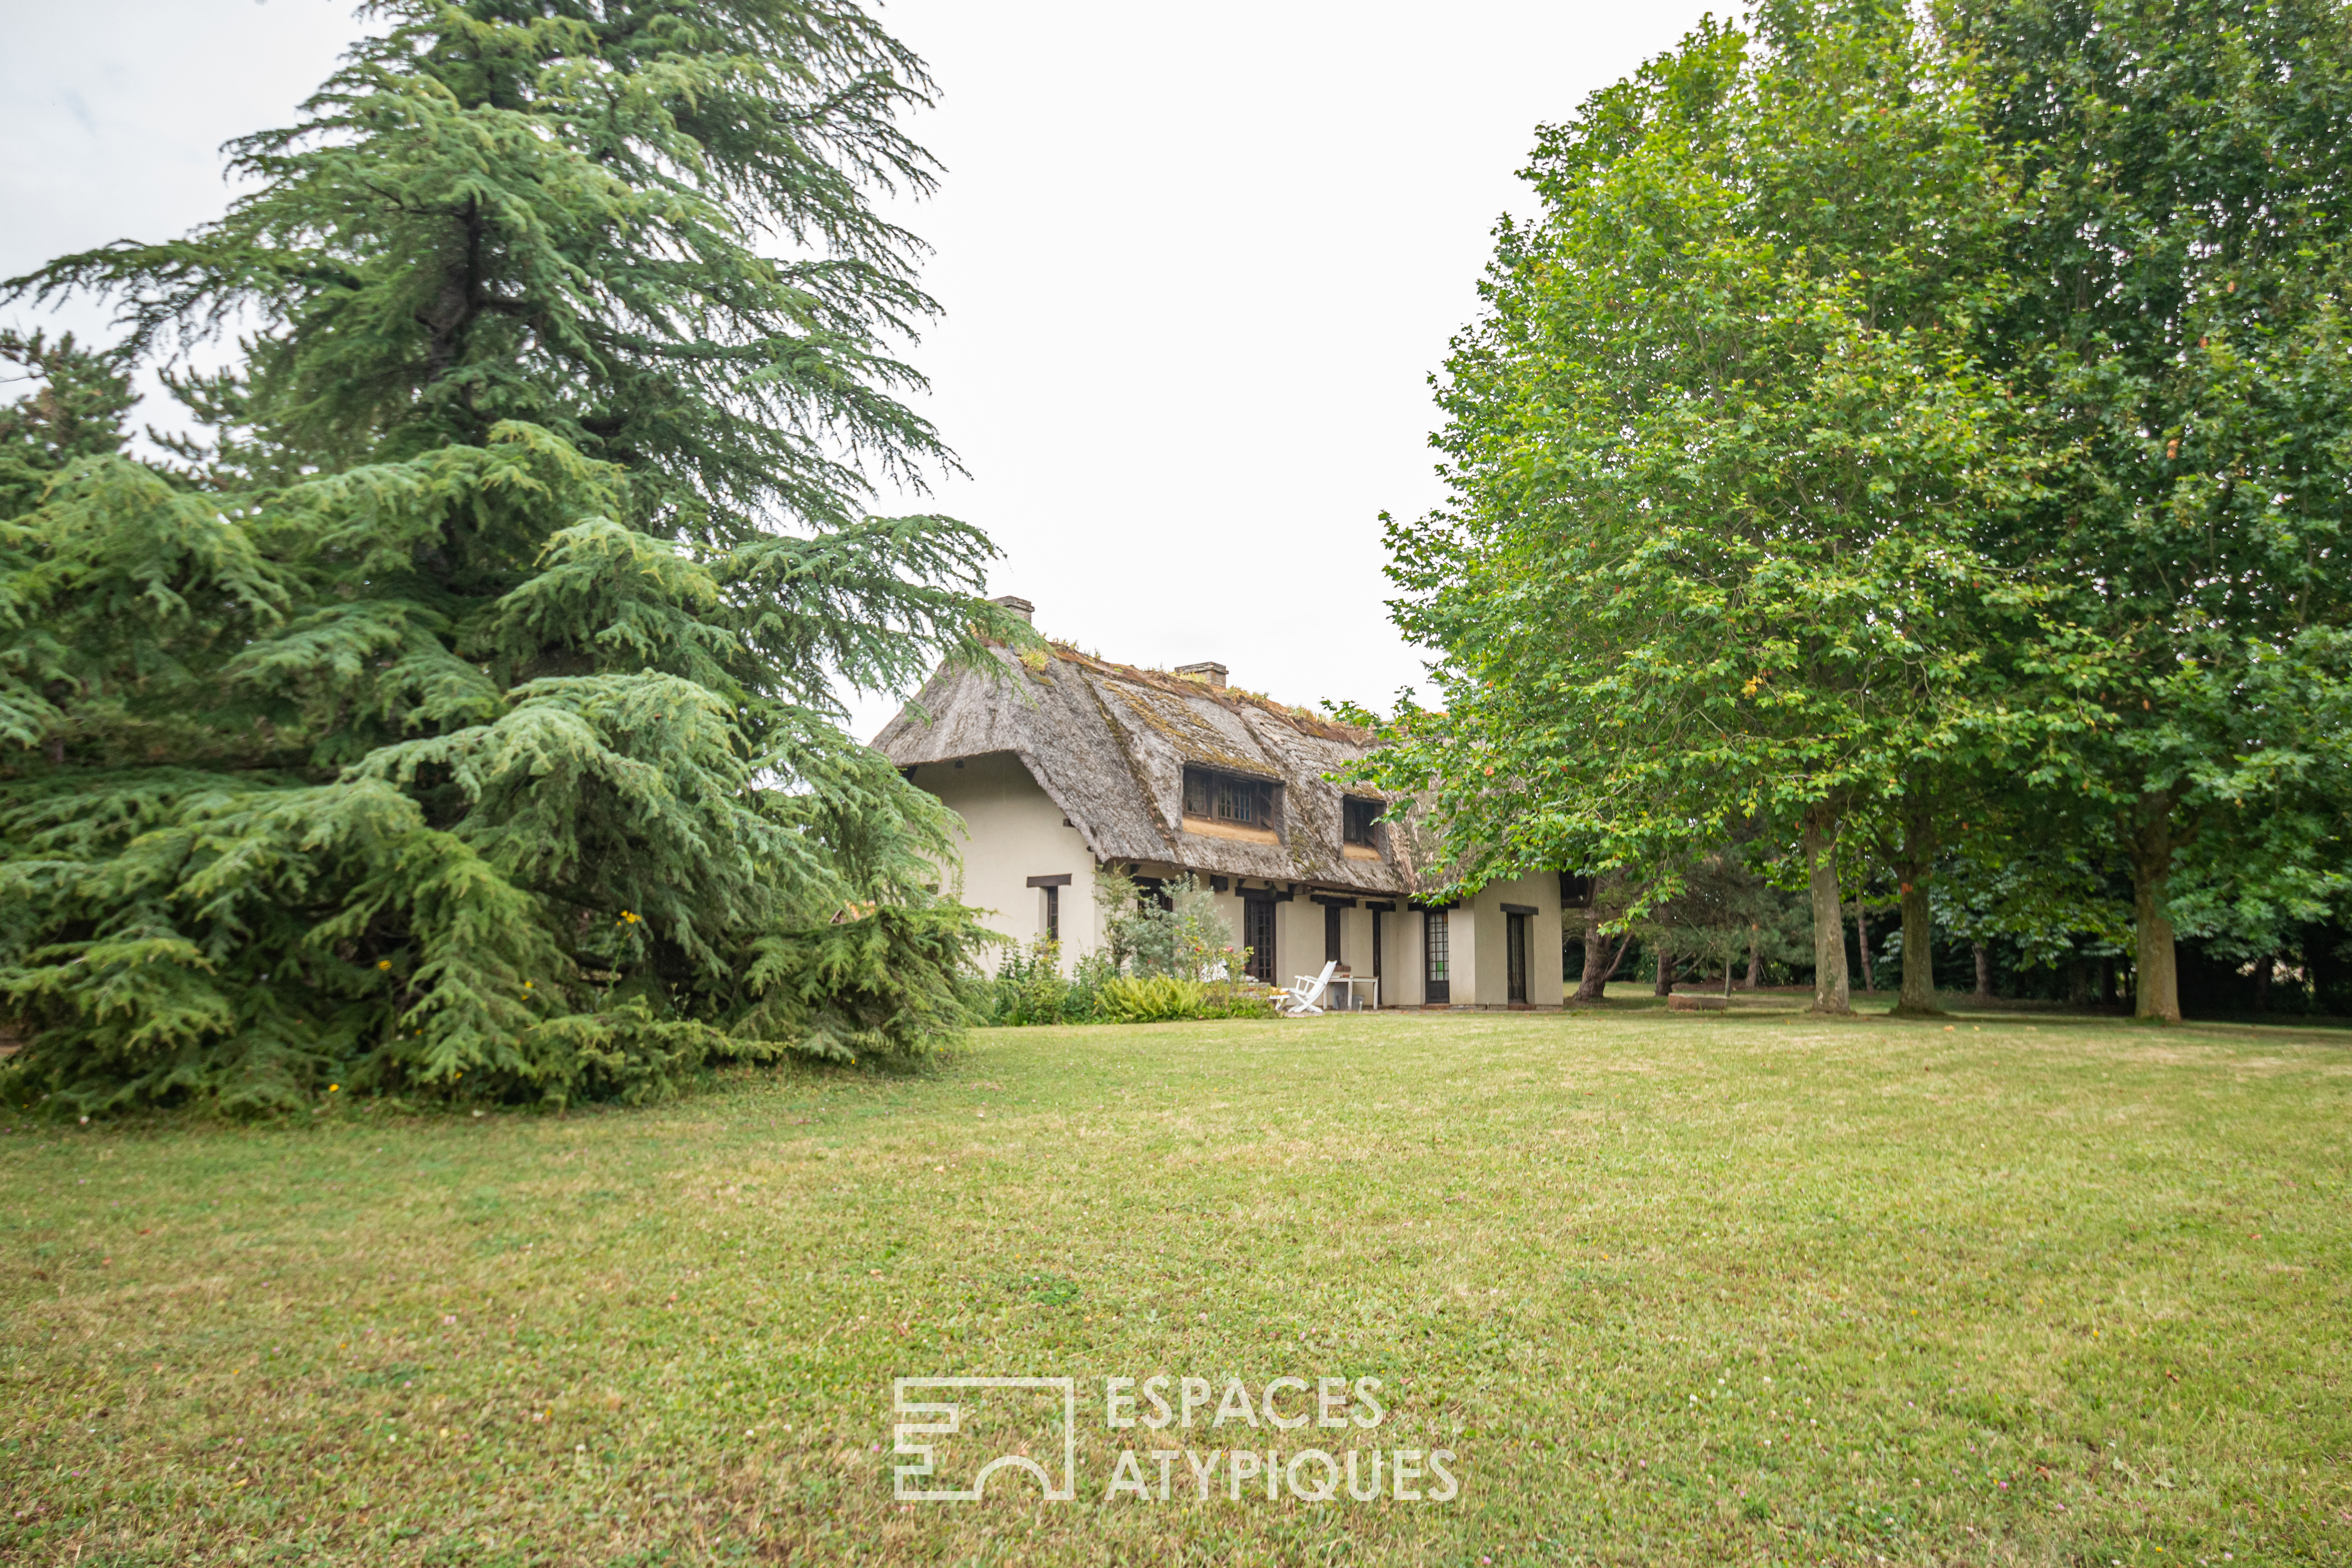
[1342, 796, 1384, 848]
[1181, 766, 1280, 841]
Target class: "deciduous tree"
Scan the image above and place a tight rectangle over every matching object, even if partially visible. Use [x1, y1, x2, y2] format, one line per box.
[1357, 3, 2044, 1016]
[1948, 0, 2352, 1019]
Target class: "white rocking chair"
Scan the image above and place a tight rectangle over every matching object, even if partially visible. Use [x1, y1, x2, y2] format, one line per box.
[1278, 961, 1339, 1017]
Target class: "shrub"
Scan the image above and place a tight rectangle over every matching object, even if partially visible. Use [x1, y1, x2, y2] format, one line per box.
[1097, 873, 1249, 981]
[979, 941, 1119, 1026]
[1197, 986, 1277, 1019]
[976, 922, 1270, 1029]
[1097, 975, 1206, 1023]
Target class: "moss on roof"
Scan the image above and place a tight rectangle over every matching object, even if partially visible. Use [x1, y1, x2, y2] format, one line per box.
[874, 643, 1417, 897]
[1041, 643, 1372, 746]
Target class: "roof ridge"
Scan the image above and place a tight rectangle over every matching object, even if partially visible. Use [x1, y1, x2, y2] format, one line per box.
[1040, 641, 1371, 745]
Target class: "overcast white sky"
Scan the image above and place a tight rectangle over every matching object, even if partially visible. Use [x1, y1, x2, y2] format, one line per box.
[1, 0, 1723, 740]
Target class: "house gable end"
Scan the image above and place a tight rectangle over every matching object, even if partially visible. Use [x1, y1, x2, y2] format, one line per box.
[876, 643, 1415, 897]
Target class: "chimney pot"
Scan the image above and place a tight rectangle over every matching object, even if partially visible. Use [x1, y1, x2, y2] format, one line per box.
[989, 594, 1034, 624]
[1176, 661, 1228, 690]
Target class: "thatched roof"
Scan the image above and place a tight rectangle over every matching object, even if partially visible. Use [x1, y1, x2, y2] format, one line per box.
[872, 644, 1423, 897]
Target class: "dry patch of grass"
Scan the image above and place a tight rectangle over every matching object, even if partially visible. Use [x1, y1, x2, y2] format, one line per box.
[2, 1000, 2347, 1565]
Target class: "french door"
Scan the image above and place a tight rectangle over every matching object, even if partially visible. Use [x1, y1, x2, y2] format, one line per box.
[1244, 900, 1276, 984]
[1424, 910, 1450, 1004]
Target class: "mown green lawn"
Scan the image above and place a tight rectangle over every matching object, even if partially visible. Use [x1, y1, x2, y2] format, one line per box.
[3, 996, 2346, 1566]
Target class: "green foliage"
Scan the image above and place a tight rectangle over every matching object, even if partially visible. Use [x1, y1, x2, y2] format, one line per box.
[731, 905, 992, 1067]
[1351, 3, 2051, 1014]
[975, 871, 1269, 1029]
[0, 331, 138, 524]
[978, 940, 1117, 1028]
[1358, 0, 2352, 1020]
[1942, 0, 2352, 1016]
[1096, 974, 1207, 1023]
[1095, 872, 1248, 981]
[1638, 852, 1790, 991]
[977, 927, 1268, 1029]
[0, 1, 1015, 1111]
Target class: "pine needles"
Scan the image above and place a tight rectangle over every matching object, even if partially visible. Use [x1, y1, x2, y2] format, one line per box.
[0, 3, 1014, 1112]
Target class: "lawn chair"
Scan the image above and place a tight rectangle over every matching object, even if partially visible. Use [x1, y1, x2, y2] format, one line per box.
[1279, 961, 1338, 1017]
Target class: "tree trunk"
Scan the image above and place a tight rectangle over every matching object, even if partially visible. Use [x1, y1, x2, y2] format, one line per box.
[1654, 947, 1674, 996]
[1972, 941, 1994, 1000]
[2126, 789, 2183, 1022]
[1743, 924, 1761, 989]
[1854, 901, 1875, 993]
[2067, 957, 2089, 1008]
[1577, 906, 1606, 1002]
[1891, 798, 1940, 1016]
[2252, 953, 2273, 1014]
[1575, 907, 1632, 1003]
[2100, 957, 2116, 1008]
[1803, 805, 1851, 1015]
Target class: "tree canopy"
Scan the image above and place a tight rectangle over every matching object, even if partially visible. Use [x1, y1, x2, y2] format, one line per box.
[1359, 0, 2352, 1019]
[1355, 2, 2053, 1014]
[1948, 0, 2352, 1018]
[0, 0, 1015, 1111]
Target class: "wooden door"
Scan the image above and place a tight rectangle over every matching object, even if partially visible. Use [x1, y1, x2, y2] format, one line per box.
[1507, 912, 1529, 1004]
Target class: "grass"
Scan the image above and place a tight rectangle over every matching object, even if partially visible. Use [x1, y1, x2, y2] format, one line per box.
[2, 994, 2347, 1565]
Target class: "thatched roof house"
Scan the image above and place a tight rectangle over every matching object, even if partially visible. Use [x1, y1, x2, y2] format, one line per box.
[872, 598, 1567, 1008]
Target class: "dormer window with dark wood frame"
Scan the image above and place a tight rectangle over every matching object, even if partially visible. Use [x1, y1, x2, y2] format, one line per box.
[1342, 796, 1385, 859]
[1181, 766, 1280, 843]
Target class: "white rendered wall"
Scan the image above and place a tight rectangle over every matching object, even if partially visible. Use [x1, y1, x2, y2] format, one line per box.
[1366, 906, 1407, 1005]
[1392, 909, 1434, 1007]
[1275, 898, 1321, 989]
[1208, 886, 1252, 978]
[910, 752, 1100, 974]
[1448, 905, 1480, 1006]
[1329, 903, 1383, 1009]
[1462, 872, 1566, 1007]
[1204, 884, 1260, 983]
[906, 759, 1565, 1004]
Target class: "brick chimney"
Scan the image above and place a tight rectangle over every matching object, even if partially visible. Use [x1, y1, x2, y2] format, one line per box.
[1176, 661, 1228, 690]
[989, 594, 1034, 624]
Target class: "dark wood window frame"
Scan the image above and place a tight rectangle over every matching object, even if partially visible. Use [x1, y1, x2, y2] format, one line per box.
[1243, 897, 1277, 984]
[1181, 766, 1280, 833]
[1424, 909, 1451, 1004]
[1506, 911, 1529, 1004]
[1026, 873, 1072, 943]
[1342, 795, 1385, 847]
